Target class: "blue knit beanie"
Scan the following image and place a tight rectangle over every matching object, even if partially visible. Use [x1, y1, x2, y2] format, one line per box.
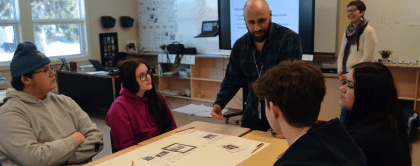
[10, 42, 51, 78]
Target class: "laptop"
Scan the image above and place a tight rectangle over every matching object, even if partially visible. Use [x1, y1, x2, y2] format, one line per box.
[88, 59, 114, 71]
[194, 21, 218, 38]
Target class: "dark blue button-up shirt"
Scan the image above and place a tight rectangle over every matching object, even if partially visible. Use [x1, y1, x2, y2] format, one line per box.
[214, 23, 302, 129]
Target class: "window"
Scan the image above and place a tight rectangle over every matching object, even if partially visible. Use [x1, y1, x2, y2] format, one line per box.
[0, 0, 87, 63]
[0, 0, 19, 62]
[31, 0, 86, 57]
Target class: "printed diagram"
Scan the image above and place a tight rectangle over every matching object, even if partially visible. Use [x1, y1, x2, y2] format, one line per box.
[163, 143, 197, 153]
[202, 134, 218, 139]
[140, 150, 178, 163]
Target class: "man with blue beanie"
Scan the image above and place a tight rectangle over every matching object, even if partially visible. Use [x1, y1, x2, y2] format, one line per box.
[0, 42, 103, 166]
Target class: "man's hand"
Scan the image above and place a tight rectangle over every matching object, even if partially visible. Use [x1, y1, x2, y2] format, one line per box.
[338, 71, 346, 83]
[211, 104, 225, 120]
[70, 131, 86, 146]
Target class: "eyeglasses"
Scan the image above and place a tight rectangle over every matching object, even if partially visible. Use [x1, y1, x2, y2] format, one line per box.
[137, 71, 151, 81]
[346, 9, 358, 13]
[33, 66, 56, 75]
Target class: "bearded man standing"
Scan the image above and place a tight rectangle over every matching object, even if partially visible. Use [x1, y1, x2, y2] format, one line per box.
[211, 0, 302, 134]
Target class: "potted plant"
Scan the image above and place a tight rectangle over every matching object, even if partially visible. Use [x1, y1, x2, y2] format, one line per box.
[378, 50, 393, 63]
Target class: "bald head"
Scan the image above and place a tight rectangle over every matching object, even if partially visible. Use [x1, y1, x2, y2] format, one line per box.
[243, 0, 270, 17]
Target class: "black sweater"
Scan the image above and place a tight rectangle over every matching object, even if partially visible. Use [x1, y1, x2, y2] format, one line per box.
[274, 118, 367, 166]
[349, 129, 410, 166]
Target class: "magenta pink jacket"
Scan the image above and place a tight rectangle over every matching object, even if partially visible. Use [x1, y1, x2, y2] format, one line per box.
[105, 86, 177, 151]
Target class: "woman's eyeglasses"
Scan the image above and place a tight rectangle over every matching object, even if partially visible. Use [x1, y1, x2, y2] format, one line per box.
[346, 9, 358, 13]
[137, 71, 151, 81]
[33, 66, 56, 75]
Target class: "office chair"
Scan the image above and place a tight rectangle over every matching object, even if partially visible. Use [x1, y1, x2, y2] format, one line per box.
[110, 131, 117, 153]
[111, 52, 130, 67]
[223, 83, 248, 124]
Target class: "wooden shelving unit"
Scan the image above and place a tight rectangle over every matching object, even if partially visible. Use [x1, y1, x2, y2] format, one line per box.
[387, 64, 420, 113]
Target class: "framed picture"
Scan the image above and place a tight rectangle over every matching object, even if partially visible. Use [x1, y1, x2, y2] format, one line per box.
[59, 57, 70, 71]
[99, 32, 119, 67]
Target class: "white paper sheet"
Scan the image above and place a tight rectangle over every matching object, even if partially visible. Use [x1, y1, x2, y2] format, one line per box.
[97, 130, 269, 166]
[85, 71, 109, 75]
[172, 104, 228, 117]
[407, 0, 420, 25]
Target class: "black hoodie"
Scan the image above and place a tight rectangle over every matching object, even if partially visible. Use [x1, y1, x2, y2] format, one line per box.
[274, 118, 367, 166]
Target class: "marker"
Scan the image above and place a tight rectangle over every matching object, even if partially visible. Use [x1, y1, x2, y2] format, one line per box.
[251, 143, 264, 153]
[175, 127, 195, 133]
[132, 161, 134, 166]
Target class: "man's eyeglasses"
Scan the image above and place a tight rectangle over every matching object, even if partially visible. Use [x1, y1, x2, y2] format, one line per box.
[346, 9, 358, 13]
[137, 71, 151, 81]
[33, 67, 56, 75]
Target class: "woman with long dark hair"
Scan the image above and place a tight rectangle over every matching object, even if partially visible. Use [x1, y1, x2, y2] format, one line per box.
[106, 58, 177, 151]
[339, 62, 411, 166]
[338, 0, 377, 123]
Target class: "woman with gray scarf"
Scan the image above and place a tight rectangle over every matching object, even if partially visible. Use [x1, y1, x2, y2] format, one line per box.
[337, 0, 377, 124]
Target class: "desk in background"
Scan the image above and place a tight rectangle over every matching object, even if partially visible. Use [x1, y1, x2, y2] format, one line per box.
[56, 70, 121, 109]
[85, 121, 289, 166]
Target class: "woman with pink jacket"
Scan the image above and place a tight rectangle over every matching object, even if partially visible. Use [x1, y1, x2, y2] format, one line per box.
[106, 58, 177, 152]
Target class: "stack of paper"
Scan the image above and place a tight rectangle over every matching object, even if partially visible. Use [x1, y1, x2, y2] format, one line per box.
[85, 71, 109, 75]
[172, 104, 228, 118]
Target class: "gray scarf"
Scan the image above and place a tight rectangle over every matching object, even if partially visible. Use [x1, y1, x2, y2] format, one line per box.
[343, 18, 369, 73]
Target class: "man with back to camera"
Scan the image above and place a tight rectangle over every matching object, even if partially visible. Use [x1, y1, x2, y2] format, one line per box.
[211, 0, 302, 134]
[253, 60, 367, 165]
[0, 42, 104, 166]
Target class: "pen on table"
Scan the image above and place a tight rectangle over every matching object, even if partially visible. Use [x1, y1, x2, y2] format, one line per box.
[132, 160, 134, 166]
[175, 127, 195, 133]
[251, 143, 264, 153]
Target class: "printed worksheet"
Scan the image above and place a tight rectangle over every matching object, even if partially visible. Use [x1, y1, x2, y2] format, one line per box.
[97, 130, 269, 166]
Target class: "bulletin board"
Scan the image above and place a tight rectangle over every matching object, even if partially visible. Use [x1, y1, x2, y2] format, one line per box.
[137, 0, 178, 53]
[99, 32, 119, 67]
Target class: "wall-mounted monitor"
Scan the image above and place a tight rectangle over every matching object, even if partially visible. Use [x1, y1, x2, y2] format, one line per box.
[218, 0, 315, 55]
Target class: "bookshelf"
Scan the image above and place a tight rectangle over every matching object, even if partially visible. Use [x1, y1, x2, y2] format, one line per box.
[386, 64, 420, 113]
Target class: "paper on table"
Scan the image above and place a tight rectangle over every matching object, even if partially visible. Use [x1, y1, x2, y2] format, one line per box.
[96, 130, 269, 166]
[172, 104, 228, 118]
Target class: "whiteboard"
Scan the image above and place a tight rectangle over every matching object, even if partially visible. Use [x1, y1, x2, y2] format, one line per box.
[362, 0, 420, 62]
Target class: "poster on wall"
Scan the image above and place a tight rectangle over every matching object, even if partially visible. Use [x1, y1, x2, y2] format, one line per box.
[138, 0, 178, 53]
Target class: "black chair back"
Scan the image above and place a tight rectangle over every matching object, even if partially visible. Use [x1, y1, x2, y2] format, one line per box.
[112, 52, 130, 67]
[110, 131, 117, 153]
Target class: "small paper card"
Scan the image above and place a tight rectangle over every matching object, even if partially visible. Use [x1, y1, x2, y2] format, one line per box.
[219, 143, 245, 153]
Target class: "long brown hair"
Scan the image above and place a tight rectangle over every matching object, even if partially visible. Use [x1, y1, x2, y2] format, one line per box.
[346, 62, 411, 165]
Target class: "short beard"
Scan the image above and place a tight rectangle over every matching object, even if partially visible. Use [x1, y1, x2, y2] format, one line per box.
[247, 19, 272, 43]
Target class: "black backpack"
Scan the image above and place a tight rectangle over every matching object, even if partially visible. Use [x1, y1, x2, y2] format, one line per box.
[398, 103, 420, 142]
